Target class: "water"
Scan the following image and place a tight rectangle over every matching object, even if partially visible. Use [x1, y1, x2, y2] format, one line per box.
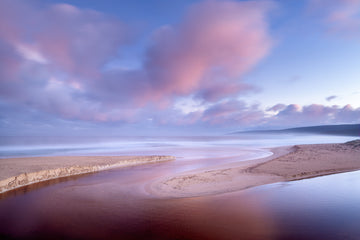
[237, 171, 360, 239]
[0, 134, 354, 158]
[0, 134, 359, 239]
[0, 162, 359, 239]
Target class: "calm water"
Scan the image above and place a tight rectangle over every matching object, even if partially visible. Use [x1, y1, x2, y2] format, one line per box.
[0, 134, 359, 239]
[0, 162, 359, 240]
[0, 134, 355, 158]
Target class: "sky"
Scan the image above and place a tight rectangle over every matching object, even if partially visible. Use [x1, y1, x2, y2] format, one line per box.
[0, 0, 359, 136]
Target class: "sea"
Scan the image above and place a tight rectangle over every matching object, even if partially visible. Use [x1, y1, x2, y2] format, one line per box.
[0, 133, 355, 158]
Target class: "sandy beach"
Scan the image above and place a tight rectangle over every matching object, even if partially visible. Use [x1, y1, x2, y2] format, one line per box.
[0, 155, 175, 194]
[1, 140, 359, 197]
[150, 140, 360, 198]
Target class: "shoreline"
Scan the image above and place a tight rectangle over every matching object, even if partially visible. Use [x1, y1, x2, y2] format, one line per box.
[149, 140, 360, 198]
[1, 140, 359, 197]
[0, 155, 175, 194]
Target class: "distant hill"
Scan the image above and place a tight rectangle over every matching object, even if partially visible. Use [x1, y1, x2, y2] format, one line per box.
[233, 124, 360, 137]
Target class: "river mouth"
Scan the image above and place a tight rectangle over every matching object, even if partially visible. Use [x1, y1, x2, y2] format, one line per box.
[0, 162, 275, 240]
[0, 165, 278, 240]
[1, 159, 360, 240]
[1, 135, 359, 239]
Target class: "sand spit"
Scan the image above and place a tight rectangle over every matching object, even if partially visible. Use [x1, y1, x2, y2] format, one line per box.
[0, 155, 175, 194]
[250, 139, 360, 180]
[151, 140, 360, 198]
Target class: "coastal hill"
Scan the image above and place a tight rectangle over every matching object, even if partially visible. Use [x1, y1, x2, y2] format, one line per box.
[233, 124, 360, 137]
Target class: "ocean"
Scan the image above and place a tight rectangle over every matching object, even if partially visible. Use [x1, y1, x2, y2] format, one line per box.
[0, 133, 355, 158]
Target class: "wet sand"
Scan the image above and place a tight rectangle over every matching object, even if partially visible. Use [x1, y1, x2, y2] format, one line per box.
[150, 140, 360, 198]
[0, 155, 175, 194]
[1, 140, 359, 197]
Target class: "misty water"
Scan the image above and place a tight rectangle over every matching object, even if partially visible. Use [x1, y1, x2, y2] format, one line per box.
[0, 133, 359, 239]
[0, 134, 355, 158]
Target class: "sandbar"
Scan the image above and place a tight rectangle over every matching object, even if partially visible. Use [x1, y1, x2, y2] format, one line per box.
[150, 140, 360, 198]
[0, 155, 175, 194]
[1, 140, 359, 197]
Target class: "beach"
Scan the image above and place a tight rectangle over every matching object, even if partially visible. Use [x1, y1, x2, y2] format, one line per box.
[0, 139, 360, 240]
[150, 140, 360, 198]
[0, 155, 175, 194]
[1, 140, 359, 197]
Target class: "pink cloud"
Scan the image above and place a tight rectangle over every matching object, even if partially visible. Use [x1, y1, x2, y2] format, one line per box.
[94, 0, 273, 108]
[0, 0, 132, 122]
[39, 4, 129, 77]
[200, 100, 265, 125]
[0, 0, 128, 77]
[0, 0, 274, 123]
[308, 0, 360, 36]
[1, 0, 359, 130]
[175, 102, 360, 128]
[337, 104, 360, 122]
[266, 104, 286, 112]
[267, 103, 360, 127]
[144, 0, 273, 102]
